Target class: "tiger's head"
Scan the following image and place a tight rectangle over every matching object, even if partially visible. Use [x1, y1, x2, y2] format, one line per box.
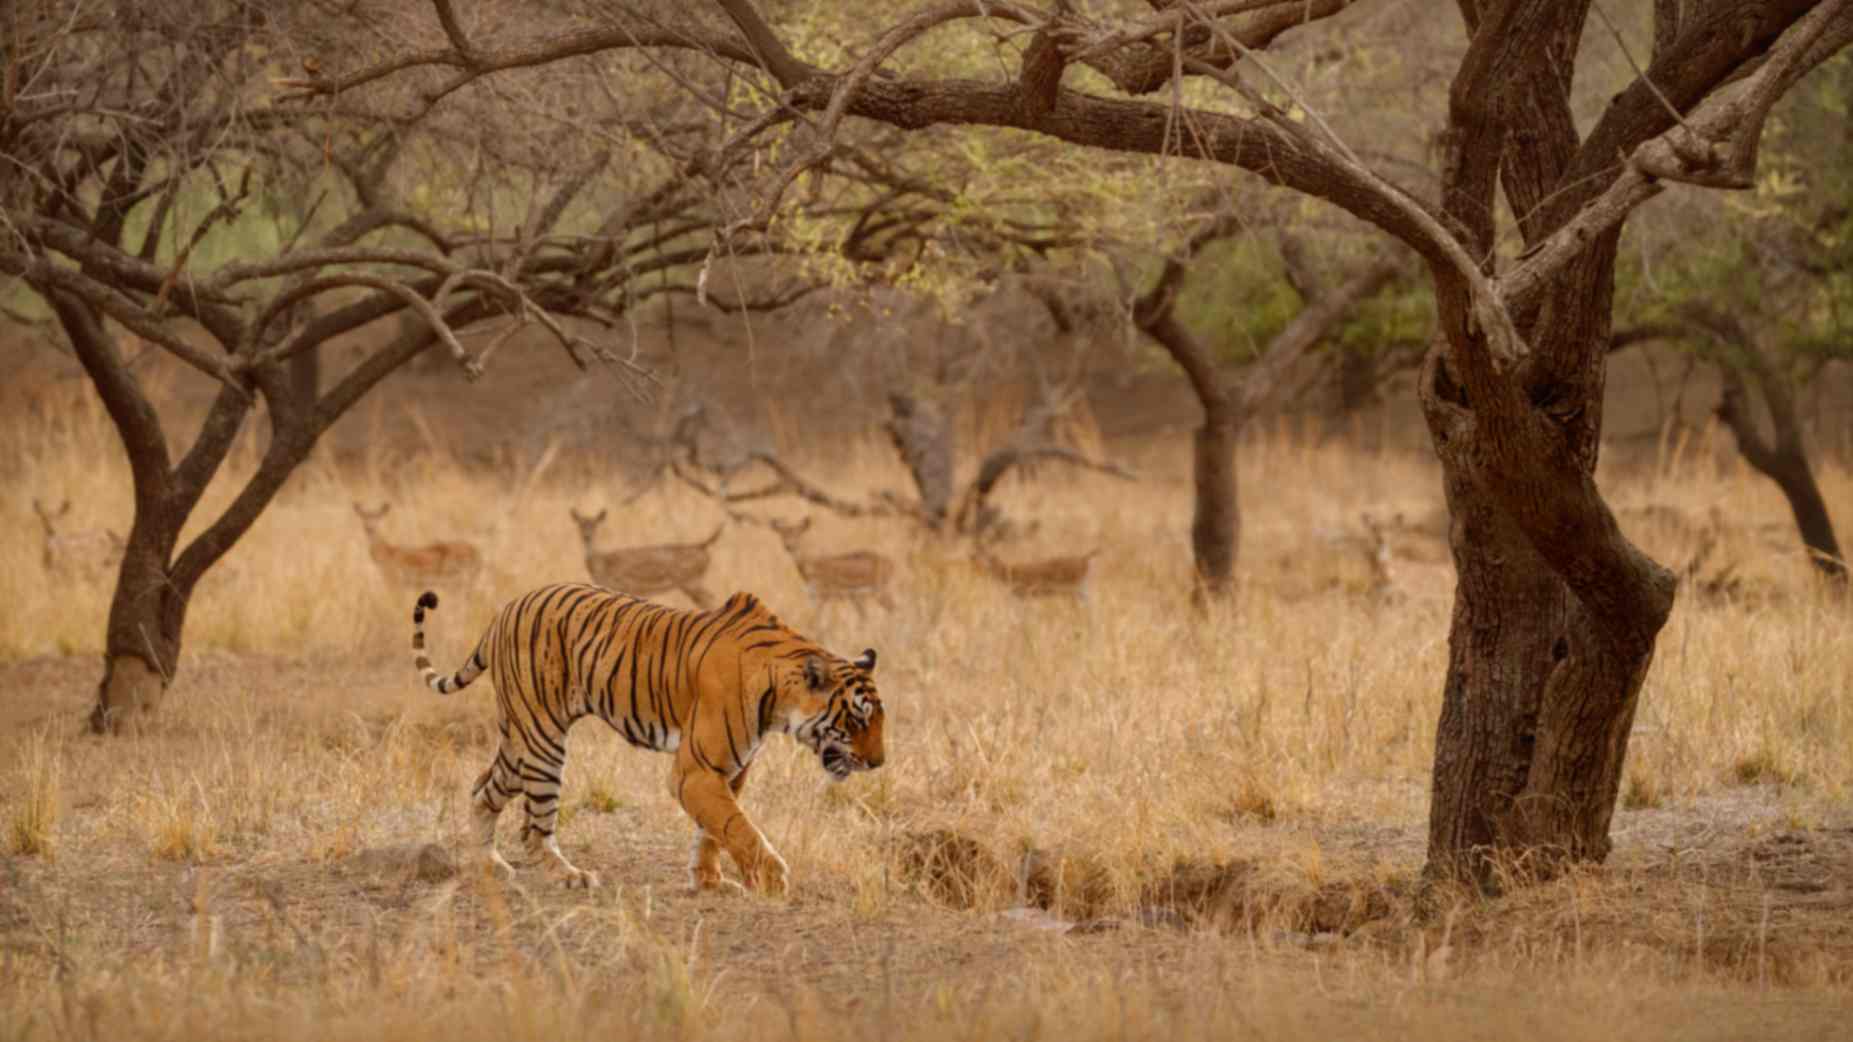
[785, 648, 884, 782]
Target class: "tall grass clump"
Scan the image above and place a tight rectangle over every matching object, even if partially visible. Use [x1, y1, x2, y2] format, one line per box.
[5, 728, 62, 858]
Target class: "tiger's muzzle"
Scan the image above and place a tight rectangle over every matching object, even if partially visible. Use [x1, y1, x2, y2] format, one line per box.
[820, 744, 875, 782]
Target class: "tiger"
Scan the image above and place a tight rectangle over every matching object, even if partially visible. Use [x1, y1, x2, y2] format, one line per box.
[411, 582, 884, 894]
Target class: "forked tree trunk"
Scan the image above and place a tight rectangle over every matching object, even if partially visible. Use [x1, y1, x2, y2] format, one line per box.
[1135, 236, 1399, 603]
[1403, 0, 1747, 885]
[52, 288, 425, 733]
[1420, 241, 1677, 887]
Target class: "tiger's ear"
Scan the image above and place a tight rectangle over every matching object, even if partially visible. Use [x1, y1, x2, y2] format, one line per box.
[803, 655, 829, 690]
[854, 648, 877, 673]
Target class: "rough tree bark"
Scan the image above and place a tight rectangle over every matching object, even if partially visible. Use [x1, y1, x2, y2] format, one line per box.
[1407, 0, 1840, 884]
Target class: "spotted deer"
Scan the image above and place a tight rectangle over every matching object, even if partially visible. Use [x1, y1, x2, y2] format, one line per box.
[975, 546, 1100, 600]
[33, 499, 125, 579]
[568, 508, 722, 609]
[769, 517, 896, 616]
[353, 503, 482, 589]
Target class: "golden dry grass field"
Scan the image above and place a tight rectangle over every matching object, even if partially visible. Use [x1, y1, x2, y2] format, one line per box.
[4, 374, 1853, 1040]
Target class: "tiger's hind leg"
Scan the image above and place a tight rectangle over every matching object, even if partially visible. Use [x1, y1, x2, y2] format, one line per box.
[471, 746, 522, 879]
[517, 747, 599, 889]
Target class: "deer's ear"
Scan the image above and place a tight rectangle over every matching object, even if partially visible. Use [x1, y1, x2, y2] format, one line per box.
[854, 648, 877, 673]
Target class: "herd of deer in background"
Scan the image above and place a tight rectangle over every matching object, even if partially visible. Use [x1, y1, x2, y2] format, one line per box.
[348, 500, 1100, 615]
[34, 491, 1799, 615]
[27, 494, 1099, 611]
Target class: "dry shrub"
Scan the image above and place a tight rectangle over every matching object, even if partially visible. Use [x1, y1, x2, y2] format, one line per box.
[1623, 766, 1667, 810]
[1138, 858, 1399, 935]
[1224, 772, 1280, 823]
[891, 828, 1014, 909]
[1732, 746, 1805, 788]
[141, 784, 221, 863]
[1018, 844, 1119, 920]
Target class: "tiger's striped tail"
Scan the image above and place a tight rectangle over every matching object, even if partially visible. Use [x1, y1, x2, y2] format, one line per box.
[412, 591, 486, 695]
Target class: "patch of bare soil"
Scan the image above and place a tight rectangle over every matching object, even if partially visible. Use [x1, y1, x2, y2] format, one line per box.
[1464, 824, 1853, 985]
[885, 799, 1853, 984]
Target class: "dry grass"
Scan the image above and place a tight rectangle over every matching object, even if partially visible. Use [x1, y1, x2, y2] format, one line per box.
[2, 375, 1852, 1039]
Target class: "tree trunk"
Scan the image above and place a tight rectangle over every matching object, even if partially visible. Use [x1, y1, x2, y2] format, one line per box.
[885, 393, 954, 529]
[89, 516, 197, 732]
[1420, 463, 1658, 884]
[50, 290, 357, 732]
[1769, 464, 1847, 582]
[1706, 329, 1847, 585]
[1135, 240, 1399, 601]
[1409, 2, 1704, 886]
[1420, 247, 1677, 888]
[1133, 278, 1241, 601]
[1189, 411, 1241, 602]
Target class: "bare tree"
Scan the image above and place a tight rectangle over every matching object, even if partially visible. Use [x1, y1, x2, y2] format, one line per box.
[0, 3, 853, 731]
[266, 0, 1853, 886]
[1685, 305, 1845, 584]
[1131, 221, 1403, 601]
[1622, 58, 1853, 589]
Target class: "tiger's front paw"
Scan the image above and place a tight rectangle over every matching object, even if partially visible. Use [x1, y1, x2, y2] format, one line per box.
[749, 854, 790, 897]
[688, 869, 747, 896]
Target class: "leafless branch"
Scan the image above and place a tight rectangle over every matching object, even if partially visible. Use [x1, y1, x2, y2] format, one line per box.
[1504, 2, 1853, 316]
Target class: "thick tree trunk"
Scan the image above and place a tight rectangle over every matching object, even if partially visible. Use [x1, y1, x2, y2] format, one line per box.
[1420, 247, 1677, 888]
[1422, 470, 1657, 883]
[90, 518, 197, 732]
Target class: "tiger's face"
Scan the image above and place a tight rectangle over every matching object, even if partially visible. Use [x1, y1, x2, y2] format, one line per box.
[789, 648, 884, 782]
